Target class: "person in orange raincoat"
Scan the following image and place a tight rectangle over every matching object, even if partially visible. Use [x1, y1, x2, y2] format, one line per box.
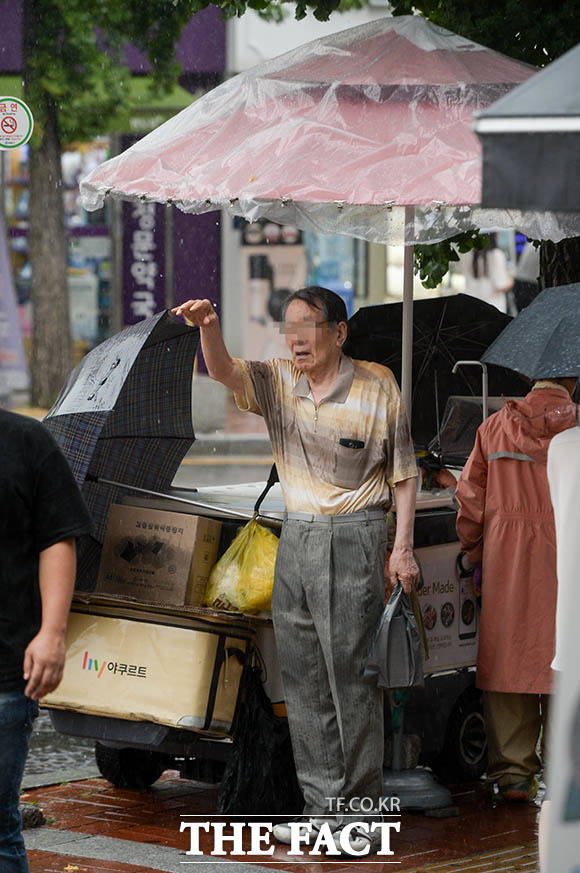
[455, 379, 577, 802]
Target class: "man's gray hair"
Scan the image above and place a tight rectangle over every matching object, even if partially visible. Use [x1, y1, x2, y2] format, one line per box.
[283, 286, 348, 328]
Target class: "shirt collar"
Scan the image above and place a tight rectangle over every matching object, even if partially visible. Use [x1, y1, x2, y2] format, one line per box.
[292, 354, 355, 404]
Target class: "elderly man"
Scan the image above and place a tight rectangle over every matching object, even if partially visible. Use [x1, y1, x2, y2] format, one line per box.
[174, 286, 418, 854]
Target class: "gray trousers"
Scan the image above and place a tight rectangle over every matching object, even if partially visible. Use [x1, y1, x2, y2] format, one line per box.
[272, 511, 386, 819]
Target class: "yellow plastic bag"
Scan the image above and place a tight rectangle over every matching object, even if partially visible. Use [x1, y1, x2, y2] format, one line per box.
[204, 518, 279, 613]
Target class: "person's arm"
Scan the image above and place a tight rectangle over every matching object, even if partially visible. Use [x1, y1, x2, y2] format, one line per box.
[173, 298, 243, 394]
[23, 538, 76, 700]
[389, 477, 419, 594]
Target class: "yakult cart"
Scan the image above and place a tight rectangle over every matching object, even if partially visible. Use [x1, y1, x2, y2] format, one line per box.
[45, 444, 486, 794]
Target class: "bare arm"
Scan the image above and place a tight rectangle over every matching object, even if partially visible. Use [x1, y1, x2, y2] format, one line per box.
[172, 299, 243, 395]
[23, 538, 76, 700]
[389, 477, 419, 594]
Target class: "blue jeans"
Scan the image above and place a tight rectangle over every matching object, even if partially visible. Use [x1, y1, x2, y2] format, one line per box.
[0, 692, 38, 873]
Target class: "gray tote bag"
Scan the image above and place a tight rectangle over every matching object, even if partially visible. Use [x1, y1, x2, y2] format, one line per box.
[363, 583, 424, 689]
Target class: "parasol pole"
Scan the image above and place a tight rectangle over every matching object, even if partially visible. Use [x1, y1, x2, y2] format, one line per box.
[401, 206, 414, 417]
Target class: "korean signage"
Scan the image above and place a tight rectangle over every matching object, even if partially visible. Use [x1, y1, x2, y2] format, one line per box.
[43, 611, 244, 732]
[0, 97, 33, 149]
[122, 199, 166, 326]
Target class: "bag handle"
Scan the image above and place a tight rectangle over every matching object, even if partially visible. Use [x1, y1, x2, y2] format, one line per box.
[253, 464, 279, 515]
[456, 551, 474, 578]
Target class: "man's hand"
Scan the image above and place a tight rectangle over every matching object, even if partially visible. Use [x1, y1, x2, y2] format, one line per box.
[171, 299, 243, 394]
[388, 546, 419, 594]
[23, 628, 67, 700]
[27, 538, 76, 700]
[172, 299, 217, 327]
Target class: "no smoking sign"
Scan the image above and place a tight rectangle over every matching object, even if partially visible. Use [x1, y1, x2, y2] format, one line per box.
[0, 97, 34, 149]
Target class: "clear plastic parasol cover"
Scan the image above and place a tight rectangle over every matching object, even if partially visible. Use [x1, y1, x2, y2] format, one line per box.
[80, 15, 580, 244]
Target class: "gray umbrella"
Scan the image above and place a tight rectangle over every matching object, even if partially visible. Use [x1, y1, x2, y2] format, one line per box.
[482, 283, 580, 379]
[474, 43, 580, 212]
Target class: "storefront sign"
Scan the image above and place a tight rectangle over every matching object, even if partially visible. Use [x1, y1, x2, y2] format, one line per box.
[122, 199, 166, 325]
[0, 96, 33, 149]
[240, 228, 307, 361]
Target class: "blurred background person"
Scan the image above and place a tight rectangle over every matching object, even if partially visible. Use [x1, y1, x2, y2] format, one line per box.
[509, 241, 540, 315]
[462, 233, 514, 314]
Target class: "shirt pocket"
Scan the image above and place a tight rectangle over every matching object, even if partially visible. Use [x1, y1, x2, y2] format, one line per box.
[328, 440, 372, 490]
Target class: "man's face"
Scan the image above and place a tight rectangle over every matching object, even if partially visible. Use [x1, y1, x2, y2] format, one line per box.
[283, 299, 345, 375]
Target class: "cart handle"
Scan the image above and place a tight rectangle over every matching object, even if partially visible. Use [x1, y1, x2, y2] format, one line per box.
[451, 360, 488, 420]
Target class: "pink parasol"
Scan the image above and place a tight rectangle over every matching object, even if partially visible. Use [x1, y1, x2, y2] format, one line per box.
[79, 16, 580, 411]
[80, 15, 580, 247]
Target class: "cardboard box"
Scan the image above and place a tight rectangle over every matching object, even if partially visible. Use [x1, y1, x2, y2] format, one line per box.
[96, 505, 221, 607]
[43, 609, 252, 733]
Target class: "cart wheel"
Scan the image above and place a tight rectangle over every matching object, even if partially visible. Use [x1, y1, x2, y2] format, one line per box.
[432, 689, 487, 783]
[95, 742, 167, 789]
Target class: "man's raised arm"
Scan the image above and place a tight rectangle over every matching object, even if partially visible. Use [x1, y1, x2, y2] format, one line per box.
[172, 299, 244, 395]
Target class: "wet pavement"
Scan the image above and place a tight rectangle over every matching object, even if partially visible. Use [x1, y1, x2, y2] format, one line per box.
[22, 771, 541, 872]
[23, 710, 98, 786]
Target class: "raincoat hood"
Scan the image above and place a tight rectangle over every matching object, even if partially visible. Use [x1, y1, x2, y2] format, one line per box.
[502, 387, 575, 463]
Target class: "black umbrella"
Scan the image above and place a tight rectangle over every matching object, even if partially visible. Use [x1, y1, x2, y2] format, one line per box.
[44, 311, 199, 589]
[475, 43, 580, 212]
[482, 283, 580, 379]
[344, 294, 527, 449]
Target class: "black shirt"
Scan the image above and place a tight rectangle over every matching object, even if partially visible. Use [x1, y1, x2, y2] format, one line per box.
[0, 410, 92, 692]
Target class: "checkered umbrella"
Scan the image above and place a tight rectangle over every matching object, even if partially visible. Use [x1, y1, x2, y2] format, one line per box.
[44, 311, 199, 589]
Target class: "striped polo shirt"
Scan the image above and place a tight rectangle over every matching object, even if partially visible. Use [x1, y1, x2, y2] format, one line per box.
[234, 354, 417, 515]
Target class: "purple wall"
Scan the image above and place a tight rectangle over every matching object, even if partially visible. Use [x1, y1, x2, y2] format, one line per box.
[172, 209, 221, 374]
[0, 0, 22, 72]
[0, 2, 225, 75]
[123, 9, 225, 76]
[120, 205, 221, 371]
